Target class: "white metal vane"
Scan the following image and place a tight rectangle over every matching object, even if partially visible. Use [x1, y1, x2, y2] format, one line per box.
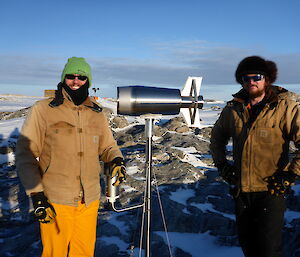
[180, 76, 203, 128]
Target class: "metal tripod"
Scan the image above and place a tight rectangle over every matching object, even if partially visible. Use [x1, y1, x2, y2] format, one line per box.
[143, 117, 154, 257]
[106, 116, 158, 257]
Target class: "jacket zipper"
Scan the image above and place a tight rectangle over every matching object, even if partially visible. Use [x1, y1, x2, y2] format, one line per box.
[77, 107, 84, 202]
[240, 105, 252, 190]
[244, 104, 270, 191]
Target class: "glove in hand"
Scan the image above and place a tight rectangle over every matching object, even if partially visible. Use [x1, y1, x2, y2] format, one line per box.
[111, 157, 126, 186]
[217, 162, 238, 185]
[264, 170, 296, 196]
[31, 192, 56, 224]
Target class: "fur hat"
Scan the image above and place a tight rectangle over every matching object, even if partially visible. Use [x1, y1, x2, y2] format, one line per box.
[235, 56, 277, 84]
[61, 57, 92, 87]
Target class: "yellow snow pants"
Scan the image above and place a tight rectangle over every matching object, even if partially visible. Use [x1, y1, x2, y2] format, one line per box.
[40, 200, 99, 257]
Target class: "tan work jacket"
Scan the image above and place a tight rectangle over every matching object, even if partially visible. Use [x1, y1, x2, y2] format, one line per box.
[16, 90, 123, 206]
[210, 86, 300, 192]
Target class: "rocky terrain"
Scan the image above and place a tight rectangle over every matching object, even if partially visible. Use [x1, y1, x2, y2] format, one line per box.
[0, 93, 300, 257]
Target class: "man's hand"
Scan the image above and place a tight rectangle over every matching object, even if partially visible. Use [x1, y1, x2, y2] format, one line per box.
[31, 192, 56, 224]
[217, 162, 239, 185]
[264, 170, 296, 196]
[111, 157, 126, 186]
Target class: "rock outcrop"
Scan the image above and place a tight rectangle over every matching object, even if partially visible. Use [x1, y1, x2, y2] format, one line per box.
[0, 93, 300, 257]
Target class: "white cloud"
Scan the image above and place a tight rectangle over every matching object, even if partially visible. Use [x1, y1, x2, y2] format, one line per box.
[0, 41, 299, 93]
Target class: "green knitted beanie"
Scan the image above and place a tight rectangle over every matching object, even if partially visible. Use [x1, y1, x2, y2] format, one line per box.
[61, 57, 92, 87]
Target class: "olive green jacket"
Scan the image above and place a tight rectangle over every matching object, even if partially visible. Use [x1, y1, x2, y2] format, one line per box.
[16, 89, 123, 206]
[210, 86, 300, 192]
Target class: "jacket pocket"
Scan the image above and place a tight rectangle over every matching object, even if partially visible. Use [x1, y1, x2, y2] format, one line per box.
[50, 121, 75, 135]
[85, 127, 102, 156]
[48, 122, 76, 155]
[255, 127, 273, 144]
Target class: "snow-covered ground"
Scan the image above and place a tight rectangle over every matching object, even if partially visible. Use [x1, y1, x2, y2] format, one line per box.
[156, 231, 243, 257]
[0, 95, 44, 112]
[0, 94, 222, 140]
[1, 94, 299, 257]
[0, 95, 45, 140]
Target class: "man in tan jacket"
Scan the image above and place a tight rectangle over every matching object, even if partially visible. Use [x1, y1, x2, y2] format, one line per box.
[210, 56, 300, 257]
[16, 57, 126, 257]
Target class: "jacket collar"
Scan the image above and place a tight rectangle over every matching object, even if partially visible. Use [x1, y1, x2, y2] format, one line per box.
[49, 86, 102, 112]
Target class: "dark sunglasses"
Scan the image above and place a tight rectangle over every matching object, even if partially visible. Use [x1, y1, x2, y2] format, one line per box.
[65, 74, 88, 81]
[242, 74, 264, 83]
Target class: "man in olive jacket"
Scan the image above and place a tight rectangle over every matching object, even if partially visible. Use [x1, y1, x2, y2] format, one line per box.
[16, 57, 126, 257]
[210, 56, 300, 257]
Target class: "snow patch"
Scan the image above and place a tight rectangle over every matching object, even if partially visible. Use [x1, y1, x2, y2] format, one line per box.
[169, 188, 195, 205]
[155, 231, 244, 257]
[171, 146, 212, 172]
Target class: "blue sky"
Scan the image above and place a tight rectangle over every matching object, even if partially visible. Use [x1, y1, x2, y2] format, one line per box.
[1, 0, 299, 97]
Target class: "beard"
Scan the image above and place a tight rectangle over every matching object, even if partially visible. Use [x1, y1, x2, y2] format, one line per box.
[244, 84, 267, 99]
[248, 87, 265, 98]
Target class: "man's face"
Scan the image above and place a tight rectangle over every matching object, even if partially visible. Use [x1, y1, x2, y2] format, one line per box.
[64, 74, 88, 90]
[242, 74, 266, 98]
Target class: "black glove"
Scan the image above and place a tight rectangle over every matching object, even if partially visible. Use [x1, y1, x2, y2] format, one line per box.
[31, 192, 57, 223]
[217, 162, 239, 185]
[111, 157, 126, 186]
[264, 170, 296, 196]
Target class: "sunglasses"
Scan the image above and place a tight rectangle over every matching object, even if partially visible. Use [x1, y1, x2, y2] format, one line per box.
[242, 74, 264, 83]
[65, 74, 88, 81]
